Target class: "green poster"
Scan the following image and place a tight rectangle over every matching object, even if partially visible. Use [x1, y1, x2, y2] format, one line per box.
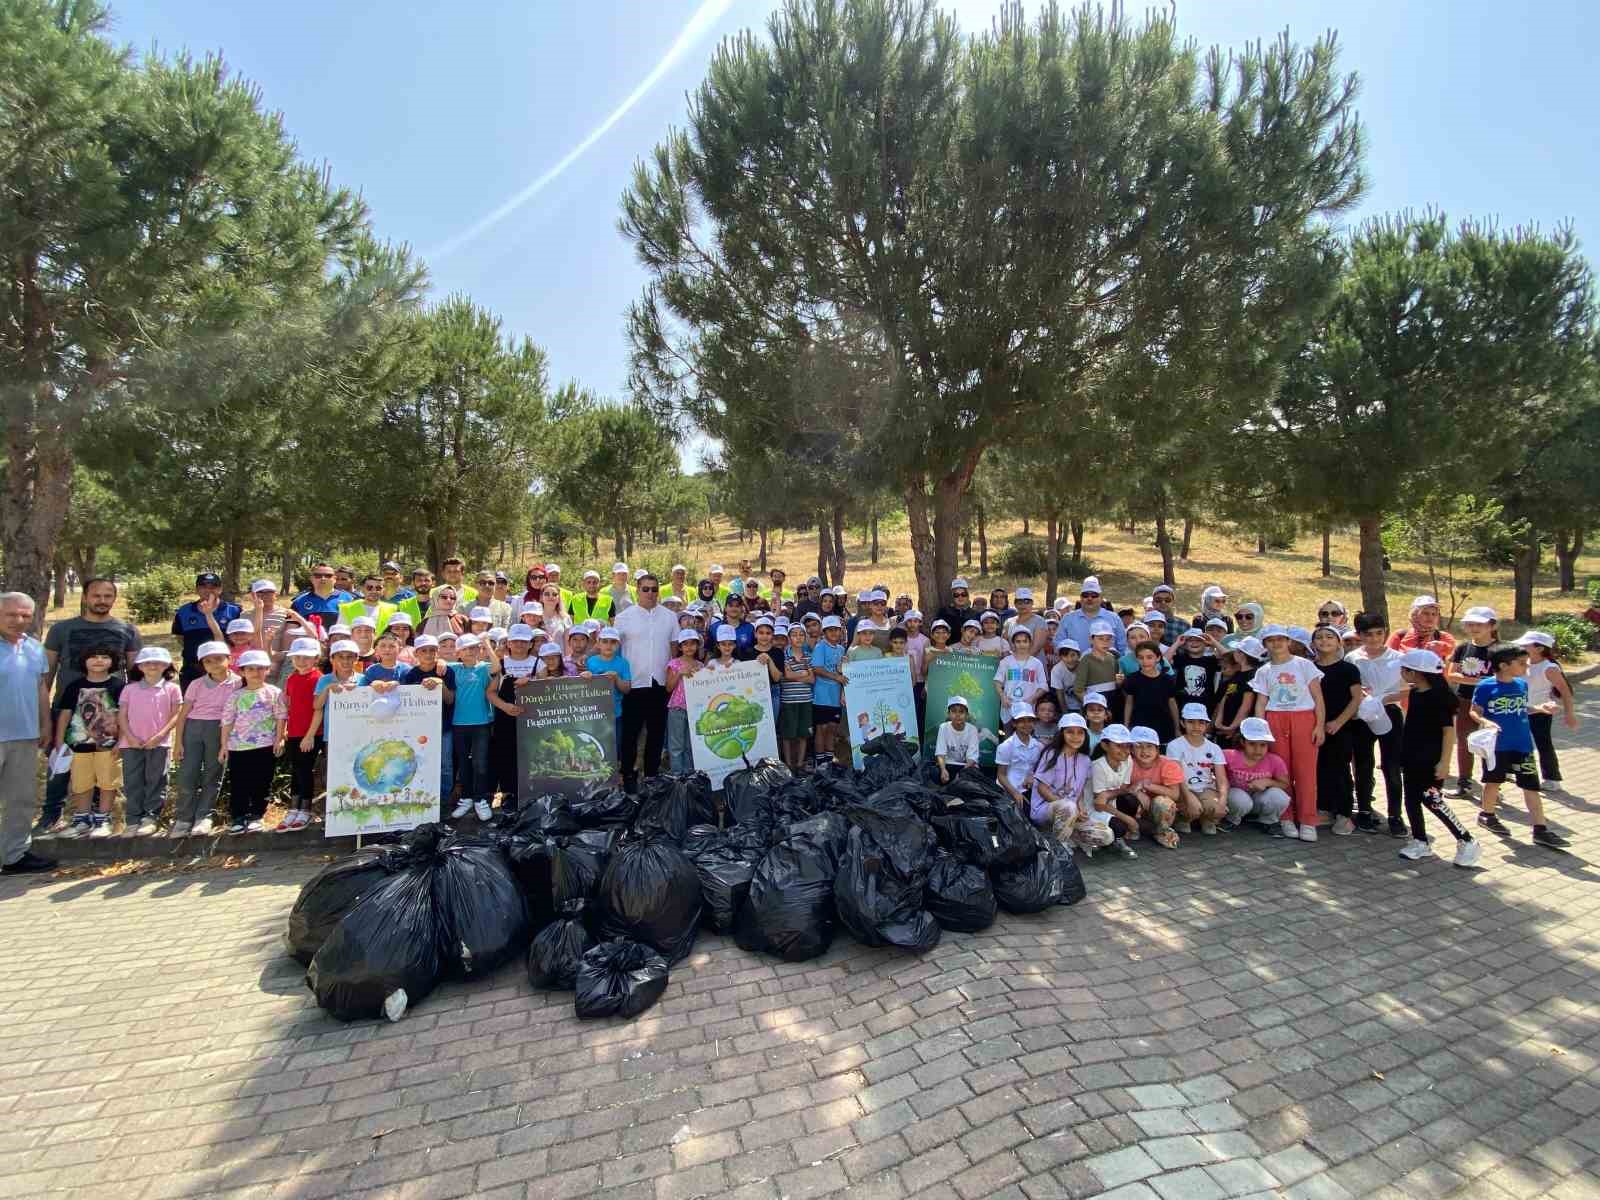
[921, 651, 1003, 767]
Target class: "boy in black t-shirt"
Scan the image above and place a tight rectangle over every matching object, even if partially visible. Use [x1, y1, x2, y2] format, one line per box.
[52, 647, 127, 839]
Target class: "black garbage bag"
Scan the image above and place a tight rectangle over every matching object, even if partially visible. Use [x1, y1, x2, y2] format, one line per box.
[574, 939, 670, 1019]
[504, 835, 555, 931]
[859, 732, 918, 791]
[725, 758, 792, 824]
[594, 836, 702, 963]
[507, 793, 581, 837]
[931, 813, 1005, 867]
[849, 788, 937, 877]
[307, 868, 441, 1022]
[568, 783, 638, 828]
[1054, 842, 1087, 907]
[527, 900, 594, 989]
[285, 843, 411, 965]
[868, 779, 943, 822]
[834, 827, 941, 952]
[635, 772, 717, 843]
[923, 853, 997, 932]
[734, 814, 847, 962]
[770, 777, 825, 825]
[813, 763, 869, 813]
[943, 769, 1009, 806]
[991, 831, 1071, 914]
[433, 837, 531, 979]
[683, 824, 760, 933]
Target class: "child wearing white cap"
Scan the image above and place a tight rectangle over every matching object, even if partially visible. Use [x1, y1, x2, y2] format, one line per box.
[171, 641, 239, 837]
[1249, 625, 1325, 841]
[1395, 650, 1481, 863]
[665, 630, 704, 772]
[1443, 607, 1497, 797]
[995, 704, 1043, 812]
[585, 627, 632, 759]
[1519, 631, 1577, 788]
[1088, 725, 1141, 858]
[447, 633, 499, 823]
[116, 648, 182, 835]
[1031, 714, 1113, 855]
[933, 696, 983, 783]
[1220, 718, 1293, 830]
[276, 638, 325, 833]
[810, 615, 849, 765]
[1166, 703, 1229, 836]
[218, 650, 286, 835]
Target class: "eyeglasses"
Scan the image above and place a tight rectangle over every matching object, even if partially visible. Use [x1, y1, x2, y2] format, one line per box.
[311, 572, 333, 579]
[639, 585, 659, 593]
[1080, 592, 1098, 599]
[364, 585, 383, 593]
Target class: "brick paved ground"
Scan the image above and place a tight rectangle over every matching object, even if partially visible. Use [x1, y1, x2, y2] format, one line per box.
[5, 690, 1600, 1200]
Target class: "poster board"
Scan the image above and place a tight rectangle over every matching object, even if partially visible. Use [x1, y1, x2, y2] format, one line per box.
[842, 656, 919, 768]
[326, 685, 442, 837]
[516, 676, 618, 800]
[683, 659, 779, 789]
[921, 651, 1003, 767]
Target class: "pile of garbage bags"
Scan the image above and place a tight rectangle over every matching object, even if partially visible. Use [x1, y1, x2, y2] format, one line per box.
[286, 744, 1084, 1025]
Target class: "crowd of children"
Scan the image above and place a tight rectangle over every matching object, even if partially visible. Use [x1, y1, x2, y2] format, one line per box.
[35, 563, 1581, 871]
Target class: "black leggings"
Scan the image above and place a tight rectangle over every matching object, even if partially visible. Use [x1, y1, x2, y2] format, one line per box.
[1529, 713, 1562, 782]
[228, 747, 277, 822]
[1402, 763, 1472, 844]
[1317, 725, 1355, 817]
[1351, 706, 1403, 820]
[287, 738, 320, 805]
[493, 715, 519, 808]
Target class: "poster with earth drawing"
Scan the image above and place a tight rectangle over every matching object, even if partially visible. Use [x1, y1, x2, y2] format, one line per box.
[325, 685, 443, 837]
[683, 660, 779, 789]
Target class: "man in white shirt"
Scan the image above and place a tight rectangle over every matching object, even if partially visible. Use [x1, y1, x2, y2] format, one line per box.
[1058, 576, 1128, 655]
[614, 573, 678, 792]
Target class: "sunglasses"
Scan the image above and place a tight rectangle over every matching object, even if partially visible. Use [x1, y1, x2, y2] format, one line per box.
[1235, 612, 1253, 620]
[1080, 592, 1099, 599]
[639, 585, 659, 593]
[311, 572, 333, 579]
[1318, 609, 1339, 618]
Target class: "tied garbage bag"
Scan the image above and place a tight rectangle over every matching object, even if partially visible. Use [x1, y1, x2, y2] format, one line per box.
[307, 867, 441, 1022]
[507, 794, 581, 837]
[594, 836, 703, 964]
[285, 842, 411, 965]
[868, 779, 943, 822]
[859, 732, 918, 790]
[683, 825, 760, 934]
[574, 940, 670, 1020]
[506, 829, 616, 933]
[834, 827, 941, 952]
[991, 831, 1074, 914]
[1054, 843, 1087, 907]
[527, 900, 594, 989]
[433, 838, 531, 979]
[923, 853, 997, 932]
[636, 773, 716, 843]
[726, 758, 794, 826]
[849, 787, 938, 876]
[734, 813, 847, 961]
[568, 783, 638, 828]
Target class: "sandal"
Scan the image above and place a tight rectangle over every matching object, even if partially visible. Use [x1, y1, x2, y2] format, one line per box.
[1154, 829, 1180, 850]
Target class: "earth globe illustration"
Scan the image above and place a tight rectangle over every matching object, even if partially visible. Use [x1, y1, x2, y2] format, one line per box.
[353, 738, 418, 793]
[695, 692, 762, 759]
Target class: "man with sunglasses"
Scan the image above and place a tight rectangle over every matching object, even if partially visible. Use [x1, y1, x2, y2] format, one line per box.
[1058, 576, 1128, 655]
[792, 576, 825, 620]
[339, 574, 400, 634]
[614, 573, 678, 792]
[934, 578, 980, 635]
[1149, 584, 1190, 646]
[290, 561, 352, 640]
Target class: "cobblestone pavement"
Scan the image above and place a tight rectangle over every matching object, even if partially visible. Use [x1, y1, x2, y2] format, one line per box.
[5, 692, 1600, 1200]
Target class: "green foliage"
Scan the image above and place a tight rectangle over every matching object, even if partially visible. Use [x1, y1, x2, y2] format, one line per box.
[124, 564, 189, 624]
[1587, 578, 1600, 607]
[1536, 614, 1597, 658]
[994, 536, 1092, 582]
[1382, 494, 1520, 620]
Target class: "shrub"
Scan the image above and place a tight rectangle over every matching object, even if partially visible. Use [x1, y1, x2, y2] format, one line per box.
[125, 564, 189, 624]
[1535, 613, 1597, 659]
[1586, 577, 1600, 607]
[995, 535, 1093, 582]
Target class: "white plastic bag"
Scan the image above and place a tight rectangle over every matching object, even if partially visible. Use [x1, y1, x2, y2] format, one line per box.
[1466, 726, 1499, 774]
[1358, 695, 1392, 736]
[47, 745, 73, 776]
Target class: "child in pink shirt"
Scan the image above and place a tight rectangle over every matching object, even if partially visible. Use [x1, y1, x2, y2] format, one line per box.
[117, 647, 184, 835]
[665, 631, 703, 773]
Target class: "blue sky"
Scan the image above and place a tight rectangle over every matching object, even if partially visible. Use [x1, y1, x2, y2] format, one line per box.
[114, 0, 1597, 422]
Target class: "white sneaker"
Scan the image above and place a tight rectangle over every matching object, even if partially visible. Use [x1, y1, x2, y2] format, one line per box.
[1453, 839, 1482, 868]
[192, 817, 215, 837]
[245, 820, 265, 834]
[57, 817, 91, 840]
[1299, 825, 1317, 843]
[135, 819, 158, 836]
[274, 810, 301, 832]
[89, 819, 112, 839]
[1331, 816, 1355, 836]
[1280, 820, 1299, 839]
[450, 798, 473, 819]
[167, 821, 191, 839]
[1399, 839, 1434, 861]
[473, 800, 492, 822]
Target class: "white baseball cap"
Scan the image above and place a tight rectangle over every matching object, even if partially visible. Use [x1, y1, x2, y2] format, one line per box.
[598, 627, 620, 642]
[328, 623, 352, 637]
[906, 610, 923, 621]
[1101, 723, 1133, 745]
[1084, 694, 1109, 710]
[435, 629, 458, 642]
[946, 695, 969, 709]
[413, 634, 439, 650]
[249, 578, 276, 594]
[582, 570, 601, 581]
[962, 619, 981, 630]
[1142, 610, 1166, 624]
[1080, 576, 1103, 595]
[1009, 703, 1036, 721]
[857, 590, 873, 602]
[329, 640, 360, 656]
[1409, 594, 1440, 611]
[225, 618, 254, 635]
[951, 578, 970, 589]
[930, 618, 950, 631]
[537, 641, 563, 657]
[507, 624, 536, 641]
[1089, 621, 1114, 638]
[288, 637, 321, 658]
[821, 615, 843, 630]
[1516, 631, 1556, 649]
[675, 629, 702, 644]
[1054, 637, 1082, 654]
[672, 563, 687, 574]
[388, 611, 413, 626]
[1461, 606, 1498, 625]
[753, 615, 774, 629]
[351, 616, 377, 630]
[134, 646, 173, 666]
[714, 624, 737, 642]
[1152, 583, 1175, 597]
[1130, 725, 1161, 745]
[1399, 648, 1444, 674]
[1180, 627, 1209, 641]
[611, 562, 629, 575]
[1201, 585, 1227, 602]
[469, 607, 493, 623]
[1239, 717, 1275, 742]
[487, 627, 507, 642]
[544, 563, 561, 574]
[1180, 702, 1210, 722]
[1060, 713, 1088, 731]
[1204, 617, 1228, 630]
[456, 634, 480, 649]
[803, 611, 822, 624]
[236, 650, 271, 669]
[709, 563, 724, 573]
[197, 641, 229, 660]
[1260, 624, 1290, 640]
[1237, 637, 1267, 660]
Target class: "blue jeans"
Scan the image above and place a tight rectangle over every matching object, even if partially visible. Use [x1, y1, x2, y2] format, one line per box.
[439, 730, 453, 800]
[453, 725, 491, 803]
[666, 708, 692, 773]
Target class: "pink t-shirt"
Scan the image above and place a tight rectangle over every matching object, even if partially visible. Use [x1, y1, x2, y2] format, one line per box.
[903, 633, 930, 682]
[183, 673, 240, 721]
[667, 656, 698, 709]
[1223, 749, 1289, 789]
[119, 679, 183, 748]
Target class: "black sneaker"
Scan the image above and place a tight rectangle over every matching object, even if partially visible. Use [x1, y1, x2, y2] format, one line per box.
[2, 850, 58, 874]
[1478, 812, 1510, 836]
[1532, 827, 1570, 849]
[1355, 812, 1381, 834]
[1388, 818, 1410, 839]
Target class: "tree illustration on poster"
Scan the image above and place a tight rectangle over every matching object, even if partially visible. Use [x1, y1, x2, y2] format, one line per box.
[921, 651, 1003, 767]
[325, 685, 443, 837]
[683, 660, 779, 790]
[516, 677, 618, 800]
[842, 657, 919, 769]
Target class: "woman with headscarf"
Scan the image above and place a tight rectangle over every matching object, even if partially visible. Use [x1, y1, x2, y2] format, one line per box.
[420, 586, 468, 638]
[1386, 595, 1456, 658]
[1221, 602, 1263, 649]
[1314, 598, 1350, 631]
[695, 579, 722, 623]
[512, 566, 547, 623]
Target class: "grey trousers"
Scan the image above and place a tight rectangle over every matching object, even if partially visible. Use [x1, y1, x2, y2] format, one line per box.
[121, 747, 170, 824]
[0, 738, 38, 866]
[176, 721, 225, 825]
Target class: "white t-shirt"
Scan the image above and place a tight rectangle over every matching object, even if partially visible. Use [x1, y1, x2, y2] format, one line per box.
[1249, 656, 1324, 712]
[1091, 754, 1132, 796]
[1526, 660, 1557, 708]
[1049, 660, 1081, 710]
[995, 732, 1043, 792]
[993, 654, 1047, 707]
[935, 721, 982, 766]
[501, 654, 538, 679]
[1165, 736, 1226, 793]
[1346, 646, 1405, 706]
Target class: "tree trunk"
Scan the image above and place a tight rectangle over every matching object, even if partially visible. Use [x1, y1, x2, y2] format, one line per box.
[831, 505, 848, 588]
[590, 534, 599, 558]
[1154, 508, 1176, 588]
[1180, 517, 1194, 561]
[626, 528, 635, 557]
[1070, 520, 1084, 564]
[870, 514, 880, 565]
[2, 413, 75, 634]
[1044, 517, 1060, 607]
[1321, 525, 1332, 578]
[1021, 516, 1030, 536]
[962, 518, 973, 567]
[51, 550, 67, 609]
[1357, 515, 1388, 626]
[72, 546, 96, 589]
[1256, 533, 1267, 555]
[907, 487, 938, 613]
[758, 525, 768, 572]
[223, 529, 245, 599]
[978, 504, 989, 577]
[817, 519, 831, 587]
[613, 529, 625, 561]
[1553, 528, 1584, 592]
[929, 473, 965, 615]
[1512, 528, 1540, 625]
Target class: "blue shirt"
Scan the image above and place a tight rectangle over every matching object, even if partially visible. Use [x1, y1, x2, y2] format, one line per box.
[1058, 609, 1128, 656]
[385, 587, 416, 604]
[586, 652, 632, 718]
[290, 589, 353, 636]
[359, 664, 405, 684]
[171, 600, 242, 671]
[401, 665, 456, 729]
[810, 639, 847, 707]
[0, 636, 48, 742]
[450, 662, 493, 727]
[1472, 676, 1534, 754]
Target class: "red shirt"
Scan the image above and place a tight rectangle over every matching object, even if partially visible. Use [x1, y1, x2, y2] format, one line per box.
[1387, 627, 1456, 658]
[284, 667, 324, 738]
